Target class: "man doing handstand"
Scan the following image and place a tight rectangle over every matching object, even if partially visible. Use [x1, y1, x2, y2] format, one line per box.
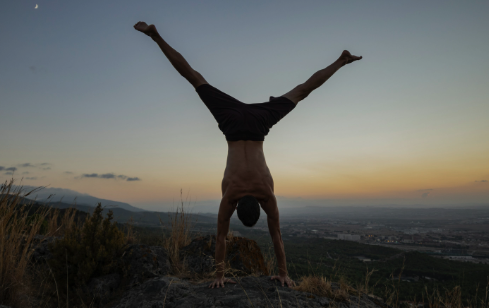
[134, 22, 362, 289]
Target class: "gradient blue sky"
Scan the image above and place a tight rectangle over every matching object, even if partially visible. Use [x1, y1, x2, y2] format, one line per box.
[1, 1, 488, 210]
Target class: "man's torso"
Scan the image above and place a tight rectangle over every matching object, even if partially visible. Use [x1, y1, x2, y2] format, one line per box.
[222, 140, 274, 205]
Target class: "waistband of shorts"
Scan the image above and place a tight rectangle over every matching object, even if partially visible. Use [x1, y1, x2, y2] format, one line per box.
[226, 132, 265, 142]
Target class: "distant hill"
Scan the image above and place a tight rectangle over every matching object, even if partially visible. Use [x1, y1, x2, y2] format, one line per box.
[9, 195, 216, 227]
[13, 186, 145, 212]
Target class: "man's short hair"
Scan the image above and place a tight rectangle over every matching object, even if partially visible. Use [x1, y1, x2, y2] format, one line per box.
[237, 195, 260, 227]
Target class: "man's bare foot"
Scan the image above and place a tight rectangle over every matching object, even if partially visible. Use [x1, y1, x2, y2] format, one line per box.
[133, 21, 158, 37]
[338, 50, 362, 66]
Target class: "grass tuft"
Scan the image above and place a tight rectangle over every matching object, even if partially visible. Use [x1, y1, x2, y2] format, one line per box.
[160, 189, 193, 275]
[0, 179, 50, 308]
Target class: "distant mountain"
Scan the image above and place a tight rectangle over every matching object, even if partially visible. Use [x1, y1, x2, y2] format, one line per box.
[15, 186, 145, 212]
[14, 196, 216, 227]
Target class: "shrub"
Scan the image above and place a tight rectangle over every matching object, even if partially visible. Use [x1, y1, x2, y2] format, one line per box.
[48, 203, 126, 291]
[0, 179, 50, 308]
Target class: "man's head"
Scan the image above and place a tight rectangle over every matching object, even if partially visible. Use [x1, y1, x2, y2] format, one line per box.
[236, 195, 260, 227]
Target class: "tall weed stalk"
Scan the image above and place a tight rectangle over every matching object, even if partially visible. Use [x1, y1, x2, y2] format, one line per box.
[159, 189, 193, 274]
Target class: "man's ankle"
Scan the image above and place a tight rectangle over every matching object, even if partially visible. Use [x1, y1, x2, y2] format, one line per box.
[335, 57, 347, 67]
[149, 32, 161, 41]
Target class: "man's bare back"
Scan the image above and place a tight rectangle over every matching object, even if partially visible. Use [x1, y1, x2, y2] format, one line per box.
[222, 141, 273, 204]
[134, 21, 362, 289]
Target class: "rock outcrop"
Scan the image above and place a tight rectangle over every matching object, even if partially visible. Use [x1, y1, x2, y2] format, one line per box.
[114, 275, 384, 308]
[120, 244, 171, 287]
[26, 235, 388, 308]
[30, 235, 59, 264]
[180, 235, 268, 277]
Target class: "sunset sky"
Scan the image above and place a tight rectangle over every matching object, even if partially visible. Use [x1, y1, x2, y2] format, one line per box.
[1, 1, 488, 211]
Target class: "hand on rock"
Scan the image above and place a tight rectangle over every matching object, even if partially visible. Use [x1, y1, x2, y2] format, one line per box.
[208, 277, 236, 289]
[271, 275, 296, 288]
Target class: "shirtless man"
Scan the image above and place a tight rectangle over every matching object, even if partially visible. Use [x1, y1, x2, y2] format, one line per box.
[134, 21, 362, 289]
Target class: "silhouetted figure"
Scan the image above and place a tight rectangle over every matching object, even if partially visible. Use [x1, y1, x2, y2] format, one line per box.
[134, 21, 362, 289]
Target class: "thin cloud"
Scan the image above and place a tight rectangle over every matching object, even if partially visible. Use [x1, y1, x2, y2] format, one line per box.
[6, 167, 17, 172]
[26, 177, 38, 180]
[18, 163, 35, 167]
[475, 180, 488, 183]
[5, 172, 13, 175]
[17, 163, 52, 170]
[100, 173, 116, 179]
[77, 173, 141, 182]
[22, 172, 30, 175]
[80, 173, 99, 178]
[417, 189, 433, 198]
[0, 166, 4, 171]
[64, 171, 73, 174]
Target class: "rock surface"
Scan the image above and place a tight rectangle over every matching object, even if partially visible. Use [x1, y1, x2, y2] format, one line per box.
[30, 235, 59, 264]
[120, 244, 171, 287]
[114, 275, 384, 308]
[26, 236, 388, 308]
[180, 235, 268, 277]
[85, 273, 122, 306]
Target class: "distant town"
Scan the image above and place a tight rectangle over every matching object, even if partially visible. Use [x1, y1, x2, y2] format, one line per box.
[250, 215, 489, 264]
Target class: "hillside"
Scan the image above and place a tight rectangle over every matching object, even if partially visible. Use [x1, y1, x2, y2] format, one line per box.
[1, 194, 215, 226]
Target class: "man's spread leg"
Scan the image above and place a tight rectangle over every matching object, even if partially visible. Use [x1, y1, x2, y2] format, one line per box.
[281, 50, 362, 105]
[134, 22, 208, 89]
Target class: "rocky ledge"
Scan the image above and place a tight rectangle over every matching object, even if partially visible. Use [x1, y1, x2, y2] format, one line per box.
[115, 275, 384, 308]
[30, 235, 388, 308]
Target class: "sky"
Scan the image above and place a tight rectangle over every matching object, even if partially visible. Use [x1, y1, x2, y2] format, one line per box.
[1, 1, 488, 211]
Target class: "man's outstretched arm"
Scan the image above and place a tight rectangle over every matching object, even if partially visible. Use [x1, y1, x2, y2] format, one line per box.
[265, 196, 295, 287]
[282, 50, 362, 105]
[134, 22, 207, 89]
[209, 197, 237, 289]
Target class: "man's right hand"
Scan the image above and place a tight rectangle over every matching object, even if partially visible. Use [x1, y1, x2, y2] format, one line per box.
[271, 275, 296, 288]
[133, 21, 158, 37]
[208, 277, 236, 289]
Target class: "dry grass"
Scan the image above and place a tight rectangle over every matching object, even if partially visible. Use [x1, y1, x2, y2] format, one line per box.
[124, 216, 138, 245]
[383, 257, 406, 308]
[0, 179, 50, 307]
[419, 283, 489, 308]
[45, 207, 77, 237]
[294, 275, 350, 302]
[159, 189, 193, 275]
[263, 243, 277, 276]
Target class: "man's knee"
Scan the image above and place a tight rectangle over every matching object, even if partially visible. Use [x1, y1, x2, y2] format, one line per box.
[188, 70, 208, 89]
[281, 84, 311, 105]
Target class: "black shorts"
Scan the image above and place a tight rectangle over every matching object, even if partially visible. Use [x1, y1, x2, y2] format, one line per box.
[196, 84, 296, 141]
